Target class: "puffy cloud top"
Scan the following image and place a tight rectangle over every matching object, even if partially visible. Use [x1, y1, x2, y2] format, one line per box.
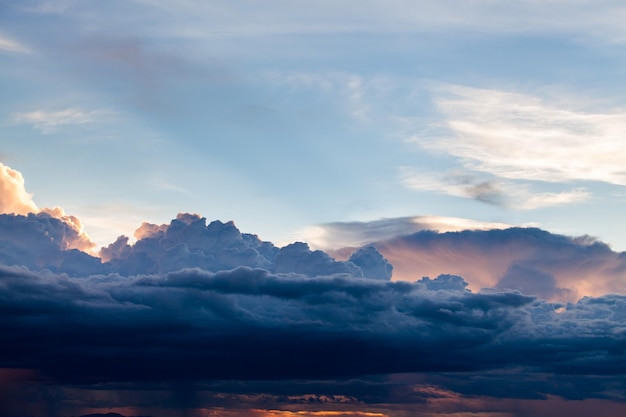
[0, 162, 39, 215]
[98, 213, 390, 279]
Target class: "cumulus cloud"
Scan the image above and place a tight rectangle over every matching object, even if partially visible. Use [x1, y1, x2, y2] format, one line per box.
[410, 84, 626, 186]
[3, 212, 626, 415]
[0, 213, 103, 275]
[0, 162, 98, 255]
[98, 213, 392, 279]
[0, 162, 39, 215]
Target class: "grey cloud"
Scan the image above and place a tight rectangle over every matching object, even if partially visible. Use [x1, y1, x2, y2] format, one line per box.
[2, 265, 626, 384]
[100, 213, 390, 279]
[445, 172, 507, 206]
[0, 213, 104, 276]
[4, 213, 626, 415]
[348, 245, 393, 280]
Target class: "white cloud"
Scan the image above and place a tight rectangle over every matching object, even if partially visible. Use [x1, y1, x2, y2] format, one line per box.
[10, 108, 114, 134]
[408, 85, 626, 186]
[295, 215, 511, 250]
[0, 34, 30, 54]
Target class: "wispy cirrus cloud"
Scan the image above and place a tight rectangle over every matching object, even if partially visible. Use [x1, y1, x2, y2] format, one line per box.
[0, 34, 30, 54]
[400, 168, 590, 210]
[409, 85, 626, 187]
[77, 0, 626, 44]
[296, 215, 511, 250]
[10, 108, 115, 133]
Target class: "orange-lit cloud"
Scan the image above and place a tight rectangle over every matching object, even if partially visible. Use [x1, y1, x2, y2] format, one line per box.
[0, 162, 39, 214]
[233, 410, 388, 417]
[0, 162, 96, 253]
[41, 206, 96, 253]
[134, 221, 169, 240]
[375, 230, 626, 301]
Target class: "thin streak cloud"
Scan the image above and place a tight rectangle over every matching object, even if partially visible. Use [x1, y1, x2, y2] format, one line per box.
[400, 169, 590, 209]
[79, 0, 626, 44]
[10, 108, 115, 134]
[410, 85, 626, 186]
[0, 34, 30, 54]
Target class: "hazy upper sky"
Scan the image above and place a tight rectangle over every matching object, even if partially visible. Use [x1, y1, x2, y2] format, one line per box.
[3, 0, 626, 250]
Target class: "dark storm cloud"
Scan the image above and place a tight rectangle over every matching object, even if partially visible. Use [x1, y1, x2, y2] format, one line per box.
[2, 262, 626, 388]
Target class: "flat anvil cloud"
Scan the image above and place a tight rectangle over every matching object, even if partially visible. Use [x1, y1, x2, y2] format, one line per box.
[372, 227, 626, 301]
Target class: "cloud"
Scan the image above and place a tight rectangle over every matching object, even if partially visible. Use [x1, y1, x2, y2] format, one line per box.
[2, 213, 626, 414]
[0, 34, 30, 54]
[409, 84, 626, 186]
[372, 227, 626, 301]
[99, 213, 392, 279]
[10, 108, 114, 133]
[400, 169, 590, 209]
[2, 265, 626, 403]
[0, 162, 98, 255]
[0, 162, 39, 215]
[41, 206, 97, 253]
[73, 0, 626, 44]
[0, 213, 102, 275]
[297, 215, 511, 250]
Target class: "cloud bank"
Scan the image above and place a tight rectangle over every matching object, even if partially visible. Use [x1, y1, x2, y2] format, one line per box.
[3, 262, 626, 415]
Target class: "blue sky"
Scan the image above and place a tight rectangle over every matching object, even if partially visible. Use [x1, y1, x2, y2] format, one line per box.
[3, 0, 626, 251]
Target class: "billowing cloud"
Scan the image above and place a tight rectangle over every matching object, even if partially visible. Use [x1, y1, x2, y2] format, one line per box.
[41, 206, 96, 253]
[3, 211, 626, 415]
[99, 213, 391, 279]
[0, 213, 102, 275]
[410, 85, 626, 186]
[0, 162, 39, 215]
[0, 162, 97, 254]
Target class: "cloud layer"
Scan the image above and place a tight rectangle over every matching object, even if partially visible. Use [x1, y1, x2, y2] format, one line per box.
[3, 263, 626, 414]
[2, 209, 626, 415]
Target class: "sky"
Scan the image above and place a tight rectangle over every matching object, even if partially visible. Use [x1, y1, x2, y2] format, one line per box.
[3, 0, 626, 250]
[3, 1, 626, 416]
